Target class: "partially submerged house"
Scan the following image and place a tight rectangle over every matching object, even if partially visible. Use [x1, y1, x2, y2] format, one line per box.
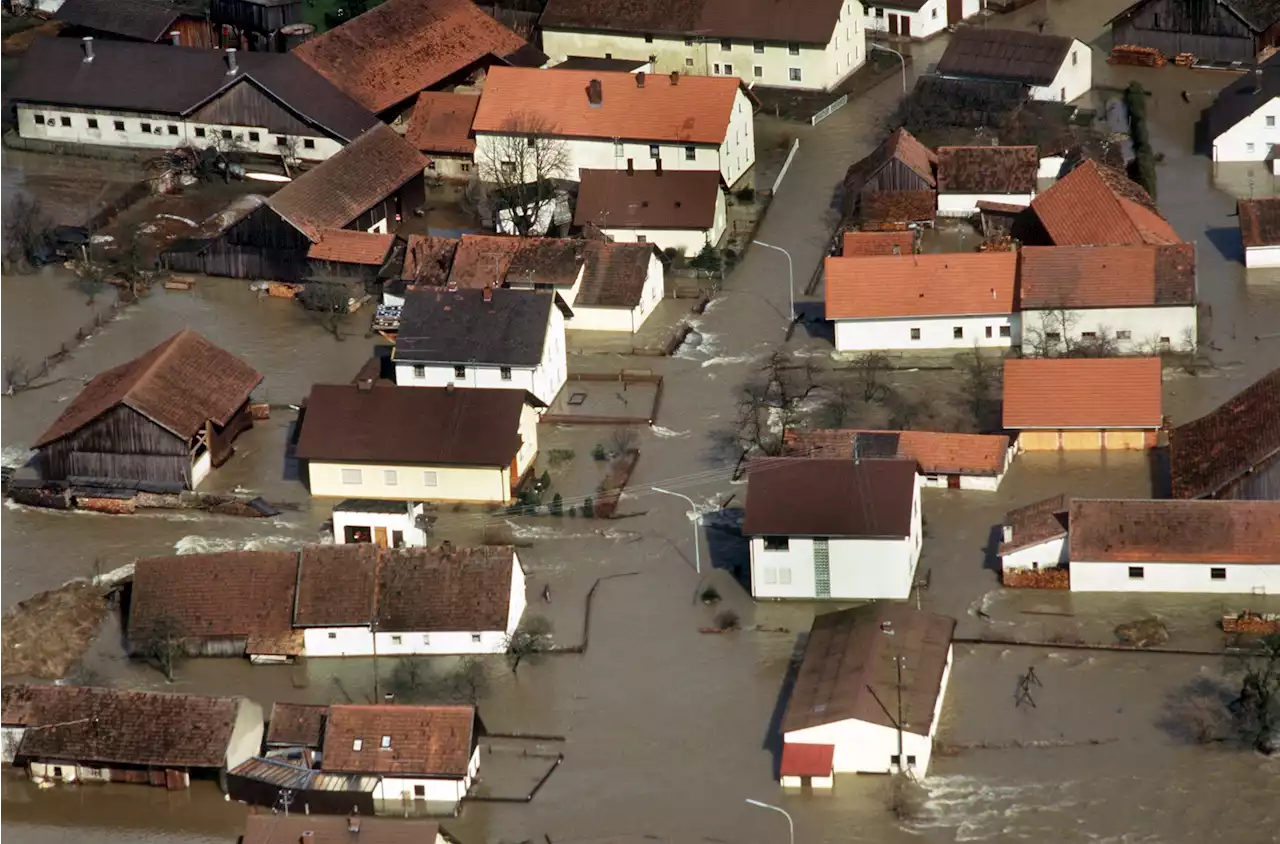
[784, 428, 1014, 490]
[779, 603, 955, 785]
[1028, 159, 1182, 246]
[998, 493, 1070, 577]
[1201, 57, 1280, 162]
[33, 330, 262, 489]
[574, 168, 727, 256]
[1003, 357, 1164, 451]
[1109, 0, 1280, 65]
[405, 92, 481, 180]
[824, 252, 1018, 351]
[1237, 196, 1280, 267]
[840, 127, 936, 226]
[1170, 367, 1280, 500]
[294, 383, 540, 504]
[264, 702, 327, 753]
[332, 499, 430, 547]
[55, 0, 214, 47]
[935, 145, 1038, 217]
[742, 458, 923, 600]
[866, 0, 983, 39]
[935, 26, 1092, 103]
[1, 684, 263, 789]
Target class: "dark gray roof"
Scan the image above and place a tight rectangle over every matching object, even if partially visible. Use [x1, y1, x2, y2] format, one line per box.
[394, 287, 553, 367]
[553, 55, 649, 72]
[8, 37, 377, 142]
[1204, 55, 1280, 143]
[56, 0, 189, 41]
[937, 26, 1075, 87]
[1221, 0, 1280, 30]
[742, 458, 917, 538]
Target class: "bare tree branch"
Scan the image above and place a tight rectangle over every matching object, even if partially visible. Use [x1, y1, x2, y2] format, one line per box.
[475, 114, 571, 236]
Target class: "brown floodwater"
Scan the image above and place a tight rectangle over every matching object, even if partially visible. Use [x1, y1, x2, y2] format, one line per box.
[4, 0, 1280, 840]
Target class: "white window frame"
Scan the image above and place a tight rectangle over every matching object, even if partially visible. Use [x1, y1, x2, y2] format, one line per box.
[384, 469, 398, 486]
[341, 468, 363, 485]
[422, 470, 439, 487]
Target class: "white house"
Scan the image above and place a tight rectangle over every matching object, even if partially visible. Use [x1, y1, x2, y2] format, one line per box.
[571, 241, 667, 332]
[392, 286, 567, 406]
[294, 544, 527, 656]
[935, 27, 1092, 103]
[8, 38, 376, 162]
[332, 500, 429, 547]
[320, 704, 480, 813]
[866, 0, 981, 40]
[785, 428, 1015, 491]
[935, 145, 1038, 217]
[539, 0, 866, 92]
[1239, 197, 1280, 268]
[575, 167, 726, 255]
[294, 383, 541, 505]
[472, 66, 756, 187]
[825, 252, 1018, 352]
[742, 458, 923, 600]
[998, 493, 1070, 577]
[779, 603, 956, 786]
[1206, 59, 1280, 163]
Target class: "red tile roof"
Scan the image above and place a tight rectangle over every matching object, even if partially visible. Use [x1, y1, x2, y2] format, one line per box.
[294, 0, 529, 113]
[308, 229, 395, 265]
[1000, 493, 1069, 554]
[1019, 244, 1196, 308]
[1169, 368, 1280, 499]
[1237, 197, 1280, 247]
[1031, 160, 1182, 247]
[321, 704, 475, 776]
[784, 428, 1011, 476]
[265, 702, 328, 748]
[1002, 357, 1164, 430]
[779, 742, 835, 778]
[841, 231, 914, 257]
[825, 252, 1016, 319]
[405, 91, 480, 154]
[473, 66, 742, 145]
[578, 240, 657, 307]
[1069, 499, 1280, 564]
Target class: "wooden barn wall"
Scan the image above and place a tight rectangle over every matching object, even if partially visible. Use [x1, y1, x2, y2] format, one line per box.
[164, 205, 312, 281]
[1112, 0, 1258, 62]
[209, 403, 254, 467]
[348, 174, 428, 232]
[172, 17, 217, 49]
[1219, 452, 1280, 500]
[861, 159, 933, 197]
[40, 405, 191, 486]
[210, 0, 302, 34]
[189, 80, 316, 138]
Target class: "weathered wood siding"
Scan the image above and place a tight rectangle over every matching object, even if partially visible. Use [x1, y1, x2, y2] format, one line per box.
[190, 81, 318, 138]
[863, 158, 934, 196]
[1218, 451, 1280, 500]
[162, 204, 312, 281]
[211, 0, 303, 35]
[1112, 0, 1259, 62]
[210, 402, 254, 467]
[39, 405, 191, 486]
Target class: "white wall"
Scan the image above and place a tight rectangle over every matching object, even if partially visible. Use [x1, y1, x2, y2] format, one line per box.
[1039, 155, 1065, 179]
[937, 192, 1032, 217]
[1070, 561, 1280, 594]
[834, 313, 1019, 351]
[1212, 95, 1280, 162]
[1019, 305, 1196, 353]
[15, 105, 342, 161]
[1246, 244, 1280, 268]
[1029, 41, 1091, 103]
[866, 0, 948, 39]
[374, 746, 478, 806]
[308, 461, 511, 503]
[1001, 536, 1068, 571]
[786, 720, 933, 776]
[333, 503, 428, 547]
[426, 155, 475, 181]
[191, 448, 213, 488]
[226, 700, 266, 770]
[569, 253, 665, 332]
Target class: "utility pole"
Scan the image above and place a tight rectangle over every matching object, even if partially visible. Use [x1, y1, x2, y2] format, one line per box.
[895, 655, 905, 771]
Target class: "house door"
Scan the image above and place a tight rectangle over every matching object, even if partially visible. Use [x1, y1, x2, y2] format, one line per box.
[947, 474, 961, 489]
[510, 456, 520, 494]
[813, 538, 831, 599]
[888, 13, 899, 35]
[947, 0, 962, 24]
[373, 526, 388, 548]
[901, 16, 911, 37]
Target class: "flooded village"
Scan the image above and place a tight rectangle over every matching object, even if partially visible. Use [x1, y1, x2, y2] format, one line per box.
[2, 0, 1279, 841]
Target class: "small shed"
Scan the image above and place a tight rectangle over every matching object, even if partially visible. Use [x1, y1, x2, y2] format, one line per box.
[1238, 197, 1280, 267]
[841, 128, 937, 223]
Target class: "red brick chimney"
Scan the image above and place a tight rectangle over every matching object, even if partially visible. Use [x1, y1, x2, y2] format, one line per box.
[586, 79, 603, 106]
[482, 284, 493, 303]
[636, 70, 646, 88]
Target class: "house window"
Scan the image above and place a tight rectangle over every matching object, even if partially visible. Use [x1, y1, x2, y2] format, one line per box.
[1117, 330, 1131, 340]
[526, 136, 537, 148]
[352, 739, 363, 751]
[778, 567, 792, 584]
[381, 735, 392, 747]
[140, 121, 151, 133]
[1046, 331, 1061, 343]
[412, 364, 425, 378]
[637, 235, 647, 243]
[685, 146, 696, 160]
[221, 129, 232, 139]
[194, 126, 205, 137]
[1153, 12, 1160, 26]
[34, 114, 44, 125]
[390, 635, 402, 645]
[341, 468, 363, 485]
[1081, 331, 1097, 339]
[53, 766, 64, 778]
[1247, 142, 1256, 153]
[249, 131, 260, 142]
[392, 530, 403, 548]
[723, 63, 733, 75]
[384, 469, 398, 486]
[501, 159, 515, 172]
[714, 62, 721, 74]
[645, 33, 653, 42]
[1211, 567, 1227, 580]
[910, 327, 921, 340]
[276, 135, 287, 146]
[500, 366, 512, 380]
[427, 160, 437, 170]
[685, 37, 694, 46]
[907, 755, 917, 766]
[649, 144, 660, 159]
[453, 365, 466, 378]
[985, 325, 993, 338]
[303, 139, 315, 149]
[763, 567, 777, 584]
[414, 785, 426, 798]
[754, 66, 763, 77]
[422, 634, 430, 645]
[1160, 336, 1171, 347]
[167, 125, 178, 135]
[118, 120, 130, 132]
[932, 7, 938, 16]
[1128, 566, 1145, 579]
[891, 754, 901, 766]
[1269, 116, 1277, 127]
[763, 536, 789, 551]
[788, 42, 800, 55]
[328, 631, 337, 639]
[1072, 50, 1077, 65]
[999, 325, 1011, 338]
[953, 326, 964, 339]
[789, 67, 802, 82]
[471, 633, 482, 643]
[875, 7, 884, 15]
[422, 470, 438, 487]
[461, 162, 471, 172]
[87, 118, 99, 129]
[721, 38, 732, 51]
[686, 57, 695, 66]
[753, 40, 765, 53]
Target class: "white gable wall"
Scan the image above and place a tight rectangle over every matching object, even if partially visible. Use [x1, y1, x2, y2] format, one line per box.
[308, 461, 511, 503]
[1070, 561, 1280, 593]
[937, 192, 1032, 217]
[570, 253, 666, 332]
[833, 313, 1019, 351]
[1245, 244, 1280, 267]
[374, 746, 479, 806]
[333, 503, 428, 546]
[1212, 95, 1280, 162]
[600, 186, 727, 256]
[1029, 40, 1092, 103]
[1001, 536, 1068, 571]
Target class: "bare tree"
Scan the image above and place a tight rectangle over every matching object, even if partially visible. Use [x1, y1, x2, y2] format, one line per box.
[852, 352, 892, 403]
[733, 348, 822, 464]
[1230, 635, 1280, 753]
[817, 381, 860, 428]
[504, 615, 554, 674]
[611, 425, 640, 455]
[3, 357, 32, 396]
[955, 345, 997, 432]
[475, 114, 571, 236]
[388, 656, 490, 704]
[299, 282, 355, 339]
[1022, 305, 1080, 358]
[2, 194, 54, 273]
[1067, 327, 1121, 359]
[130, 614, 187, 681]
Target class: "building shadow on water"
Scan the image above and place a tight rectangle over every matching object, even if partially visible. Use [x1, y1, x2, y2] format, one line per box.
[760, 632, 808, 775]
[1148, 445, 1172, 498]
[792, 304, 835, 345]
[982, 523, 1004, 576]
[1204, 225, 1245, 263]
[703, 506, 750, 591]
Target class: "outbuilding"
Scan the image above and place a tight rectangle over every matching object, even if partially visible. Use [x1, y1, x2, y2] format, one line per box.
[405, 92, 481, 181]
[866, 0, 983, 40]
[1202, 57, 1280, 162]
[935, 145, 1038, 217]
[841, 127, 936, 225]
[1169, 367, 1280, 500]
[1237, 197, 1280, 267]
[574, 168, 727, 256]
[785, 428, 1014, 490]
[998, 493, 1070, 585]
[1109, 0, 1280, 67]
[936, 27, 1092, 103]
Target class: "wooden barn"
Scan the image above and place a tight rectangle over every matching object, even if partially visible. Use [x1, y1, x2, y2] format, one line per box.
[1109, 0, 1280, 65]
[1170, 367, 1280, 500]
[841, 128, 937, 227]
[55, 0, 217, 47]
[33, 330, 263, 489]
[211, 0, 304, 39]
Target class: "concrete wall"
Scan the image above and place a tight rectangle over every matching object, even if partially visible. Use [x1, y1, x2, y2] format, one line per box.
[937, 192, 1032, 217]
[1245, 244, 1280, 268]
[1212, 95, 1280, 162]
[333, 503, 428, 547]
[1001, 536, 1068, 571]
[568, 253, 665, 332]
[1070, 561, 1280, 593]
[833, 313, 1019, 351]
[1019, 306, 1197, 353]
[1029, 41, 1092, 103]
[601, 187, 727, 255]
[308, 461, 511, 503]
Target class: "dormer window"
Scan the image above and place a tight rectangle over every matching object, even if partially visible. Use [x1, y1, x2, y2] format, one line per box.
[381, 735, 392, 748]
[352, 738, 363, 751]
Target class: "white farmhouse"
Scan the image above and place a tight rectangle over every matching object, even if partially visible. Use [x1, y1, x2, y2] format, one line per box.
[332, 500, 429, 547]
[935, 145, 1038, 217]
[575, 168, 726, 256]
[779, 603, 956, 786]
[866, 0, 982, 39]
[825, 252, 1018, 352]
[786, 428, 1015, 491]
[998, 493, 1070, 582]
[8, 37, 376, 162]
[320, 704, 480, 814]
[294, 544, 527, 657]
[472, 66, 756, 187]
[935, 27, 1091, 103]
[1019, 244, 1198, 353]
[1238, 197, 1280, 268]
[572, 241, 667, 332]
[294, 383, 541, 505]
[393, 286, 567, 406]
[743, 458, 923, 600]
[1204, 60, 1280, 163]
[539, 0, 866, 92]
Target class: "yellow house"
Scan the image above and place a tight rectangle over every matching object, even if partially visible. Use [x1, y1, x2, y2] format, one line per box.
[295, 382, 541, 504]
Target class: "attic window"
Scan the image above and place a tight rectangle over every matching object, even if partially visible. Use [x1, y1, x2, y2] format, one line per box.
[812, 704, 826, 712]
[380, 735, 392, 748]
[352, 739, 363, 751]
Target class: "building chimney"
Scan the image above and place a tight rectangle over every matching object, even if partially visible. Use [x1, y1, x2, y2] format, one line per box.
[169, 30, 180, 46]
[224, 47, 238, 76]
[482, 284, 493, 303]
[586, 78, 603, 107]
[655, 158, 663, 176]
[347, 813, 361, 834]
[636, 70, 646, 88]
[446, 381, 455, 393]
[81, 36, 94, 63]
[669, 70, 679, 85]
[356, 377, 374, 392]
[626, 158, 634, 176]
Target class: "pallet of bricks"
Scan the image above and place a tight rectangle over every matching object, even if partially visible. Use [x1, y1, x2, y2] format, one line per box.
[1221, 611, 1280, 635]
[1110, 45, 1166, 67]
[1174, 53, 1196, 67]
[1002, 567, 1070, 589]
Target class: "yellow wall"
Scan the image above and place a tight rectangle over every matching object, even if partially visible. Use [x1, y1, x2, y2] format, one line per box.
[1061, 430, 1102, 450]
[1018, 431, 1061, 451]
[1105, 430, 1146, 450]
[308, 461, 512, 503]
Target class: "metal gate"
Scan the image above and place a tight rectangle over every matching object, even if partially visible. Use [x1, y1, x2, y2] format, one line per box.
[813, 538, 831, 598]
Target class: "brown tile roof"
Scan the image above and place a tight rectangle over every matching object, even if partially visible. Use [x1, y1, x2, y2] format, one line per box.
[0, 685, 243, 768]
[405, 91, 480, 154]
[308, 229, 395, 265]
[860, 190, 937, 225]
[1002, 357, 1164, 430]
[321, 704, 475, 776]
[742, 458, 917, 538]
[1031, 160, 1182, 247]
[841, 231, 914, 257]
[378, 546, 518, 632]
[293, 544, 380, 627]
[937, 27, 1074, 87]
[999, 493, 1069, 554]
[1237, 197, 1280, 247]
[1169, 368, 1280, 499]
[1019, 244, 1196, 308]
[473, 67, 742, 145]
[844, 128, 937, 195]
[34, 329, 262, 448]
[578, 240, 657, 307]
[294, 384, 527, 467]
[242, 814, 441, 844]
[265, 702, 328, 748]
[268, 124, 427, 241]
[1069, 499, 1280, 564]
[574, 169, 721, 230]
[936, 145, 1038, 194]
[825, 252, 1017, 319]
[401, 235, 459, 284]
[128, 551, 299, 642]
[447, 234, 585, 290]
[294, 0, 529, 113]
[540, 0, 846, 44]
[783, 604, 956, 735]
[784, 428, 1011, 476]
